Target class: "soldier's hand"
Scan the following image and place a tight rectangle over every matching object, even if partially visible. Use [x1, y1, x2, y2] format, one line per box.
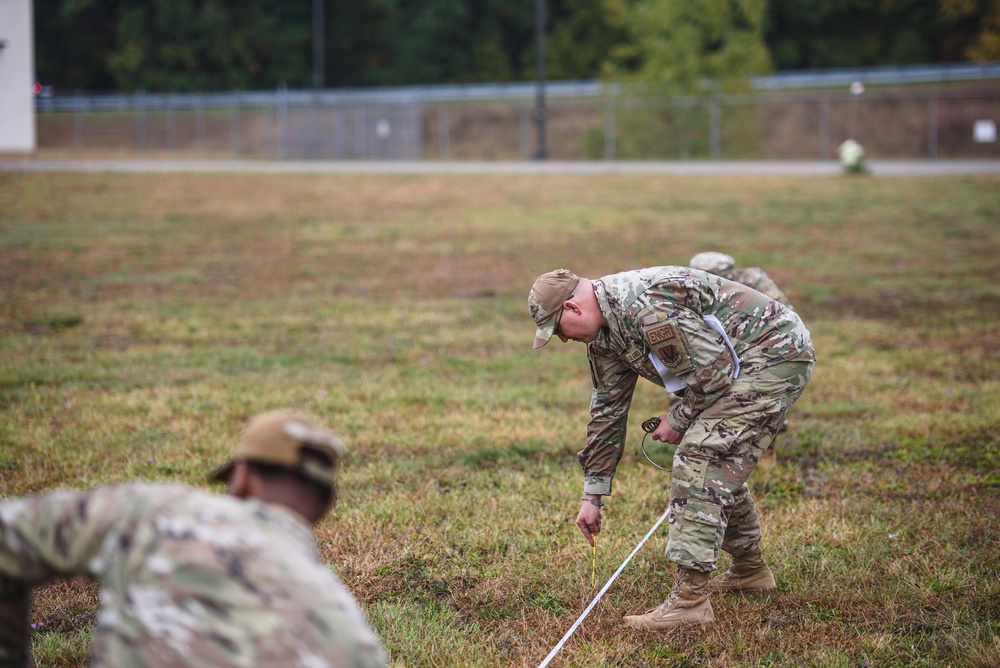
[652, 415, 683, 444]
[576, 498, 603, 546]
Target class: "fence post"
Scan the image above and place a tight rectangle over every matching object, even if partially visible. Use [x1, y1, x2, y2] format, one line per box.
[277, 82, 288, 159]
[928, 96, 938, 159]
[820, 96, 830, 159]
[439, 105, 450, 159]
[167, 100, 176, 151]
[136, 90, 146, 152]
[414, 102, 423, 161]
[196, 97, 206, 153]
[229, 102, 240, 155]
[73, 96, 83, 152]
[604, 98, 616, 160]
[709, 99, 720, 159]
[357, 105, 366, 159]
[520, 105, 531, 159]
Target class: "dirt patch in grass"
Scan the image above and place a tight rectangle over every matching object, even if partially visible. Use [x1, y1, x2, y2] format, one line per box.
[30, 579, 100, 634]
[3, 172, 999, 667]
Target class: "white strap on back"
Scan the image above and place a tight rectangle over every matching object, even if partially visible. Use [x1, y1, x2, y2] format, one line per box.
[647, 351, 688, 392]
[701, 315, 741, 379]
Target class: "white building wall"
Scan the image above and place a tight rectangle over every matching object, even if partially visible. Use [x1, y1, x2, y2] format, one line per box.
[0, 0, 36, 153]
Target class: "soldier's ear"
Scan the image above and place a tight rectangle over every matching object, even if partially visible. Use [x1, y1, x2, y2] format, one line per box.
[228, 461, 251, 499]
[562, 299, 582, 314]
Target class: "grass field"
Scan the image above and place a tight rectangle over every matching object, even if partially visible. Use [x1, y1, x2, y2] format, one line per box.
[1, 170, 998, 667]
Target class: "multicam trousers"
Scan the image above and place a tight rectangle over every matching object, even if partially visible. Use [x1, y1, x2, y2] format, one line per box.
[665, 358, 814, 572]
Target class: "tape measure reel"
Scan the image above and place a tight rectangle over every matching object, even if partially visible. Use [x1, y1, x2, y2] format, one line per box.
[640, 417, 675, 472]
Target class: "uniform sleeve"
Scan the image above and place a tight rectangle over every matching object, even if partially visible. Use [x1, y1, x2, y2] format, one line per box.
[0, 487, 137, 665]
[580, 349, 639, 496]
[0, 486, 146, 584]
[635, 300, 738, 434]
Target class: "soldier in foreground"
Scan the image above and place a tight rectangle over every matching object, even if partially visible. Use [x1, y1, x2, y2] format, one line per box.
[528, 267, 814, 629]
[0, 410, 386, 668]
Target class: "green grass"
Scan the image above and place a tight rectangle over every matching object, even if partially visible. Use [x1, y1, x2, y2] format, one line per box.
[1, 171, 998, 667]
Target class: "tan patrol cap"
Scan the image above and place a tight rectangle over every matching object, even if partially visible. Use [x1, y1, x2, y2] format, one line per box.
[209, 410, 346, 488]
[528, 268, 583, 349]
[689, 252, 736, 280]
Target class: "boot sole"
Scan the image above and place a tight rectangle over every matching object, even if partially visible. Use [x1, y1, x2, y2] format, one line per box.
[707, 585, 777, 594]
[623, 617, 715, 630]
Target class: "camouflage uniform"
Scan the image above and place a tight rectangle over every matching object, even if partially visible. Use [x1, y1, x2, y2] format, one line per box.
[581, 267, 814, 572]
[731, 267, 793, 310]
[688, 251, 794, 310]
[0, 483, 386, 668]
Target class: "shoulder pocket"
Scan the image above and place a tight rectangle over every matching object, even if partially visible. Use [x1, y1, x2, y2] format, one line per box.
[643, 320, 695, 375]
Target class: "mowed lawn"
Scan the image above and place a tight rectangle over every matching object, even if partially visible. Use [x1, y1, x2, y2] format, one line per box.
[1, 171, 998, 667]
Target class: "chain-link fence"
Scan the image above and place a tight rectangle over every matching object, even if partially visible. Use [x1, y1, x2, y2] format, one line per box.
[34, 77, 1000, 161]
[35, 90, 424, 160]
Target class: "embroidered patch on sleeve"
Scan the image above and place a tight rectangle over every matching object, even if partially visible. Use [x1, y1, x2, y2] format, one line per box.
[643, 321, 691, 371]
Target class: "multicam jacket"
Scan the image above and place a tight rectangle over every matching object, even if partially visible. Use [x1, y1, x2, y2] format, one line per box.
[0, 483, 386, 668]
[732, 267, 793, 309]
[582, 267, 815, 496]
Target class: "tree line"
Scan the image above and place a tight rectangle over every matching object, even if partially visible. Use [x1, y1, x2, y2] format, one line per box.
[34, 0, 1000, 94]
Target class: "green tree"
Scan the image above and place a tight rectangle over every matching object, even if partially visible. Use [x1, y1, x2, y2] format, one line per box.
[108, 0, 311, 91]
[34, 0, 313, 92]
[604, 0, 773, 93]
[351, 0, 536, 85]
[941, 0, 1000, 61]
[545, 0, 631, 80]
[580, 0, 771, 161]
[31, 0, 1000, 94]
[33, 0, 123, 91]
[763, 0, 998, 69]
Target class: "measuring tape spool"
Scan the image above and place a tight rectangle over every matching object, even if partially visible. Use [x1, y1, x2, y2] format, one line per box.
[640, 417, 673, 472]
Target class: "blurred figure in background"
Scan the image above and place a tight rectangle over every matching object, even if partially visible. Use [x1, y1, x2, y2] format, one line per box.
[689, 252, 794, 311]
[689, 252, 797, 468]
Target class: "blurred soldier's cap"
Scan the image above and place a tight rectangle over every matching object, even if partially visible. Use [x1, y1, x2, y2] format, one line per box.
[210, 410, 346, 488]
[689, 252, 736, 280]
[528, 268, 583, 349]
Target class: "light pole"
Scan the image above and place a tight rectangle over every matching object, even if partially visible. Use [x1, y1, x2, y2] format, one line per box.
[534, 0, 547, 160]
[313, 0, 325, 89]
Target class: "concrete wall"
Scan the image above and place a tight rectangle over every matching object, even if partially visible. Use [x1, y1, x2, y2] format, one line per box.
[0, 0, 36, 153]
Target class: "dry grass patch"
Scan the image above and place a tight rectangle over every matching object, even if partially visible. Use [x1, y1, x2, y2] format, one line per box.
[1, 171, 998, 666]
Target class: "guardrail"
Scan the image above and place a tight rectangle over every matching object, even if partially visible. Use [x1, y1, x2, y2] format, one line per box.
[34, 62, 1000, 113]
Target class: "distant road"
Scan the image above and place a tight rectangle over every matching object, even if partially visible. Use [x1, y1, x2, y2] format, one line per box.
[2, 157, 1000, 176]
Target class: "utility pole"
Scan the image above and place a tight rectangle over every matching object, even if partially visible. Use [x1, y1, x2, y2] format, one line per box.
[313, 0, 325, 89]
[534, 0, 547, 160]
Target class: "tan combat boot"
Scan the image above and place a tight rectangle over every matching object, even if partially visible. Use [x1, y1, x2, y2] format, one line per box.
[707, 548, 776, 593]
[623, 567, 715, 630]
